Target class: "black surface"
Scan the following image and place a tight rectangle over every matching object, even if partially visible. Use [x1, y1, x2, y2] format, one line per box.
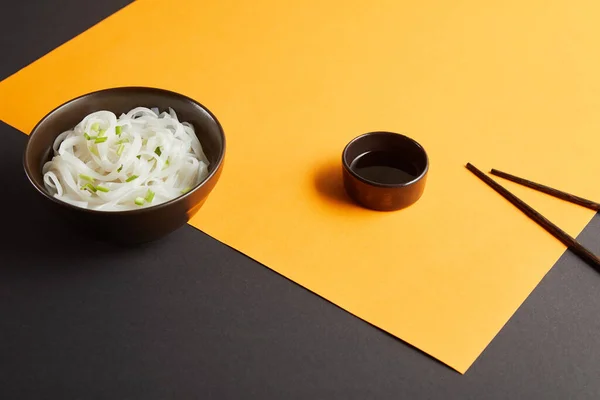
[2, 1, 600, 398]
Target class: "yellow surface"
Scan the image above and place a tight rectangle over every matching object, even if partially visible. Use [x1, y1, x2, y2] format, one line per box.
[2, 0, 600, 373]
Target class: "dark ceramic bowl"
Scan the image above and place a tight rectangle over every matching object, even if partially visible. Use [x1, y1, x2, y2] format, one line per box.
[23, 87, 226, 244]
[342, 131, 428, 211]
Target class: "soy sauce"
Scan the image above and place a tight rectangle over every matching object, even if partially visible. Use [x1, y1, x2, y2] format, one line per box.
[350, 151, 419, 184]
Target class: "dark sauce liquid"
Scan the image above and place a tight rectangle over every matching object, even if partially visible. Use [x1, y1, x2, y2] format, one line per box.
[350, 151, 419, 184]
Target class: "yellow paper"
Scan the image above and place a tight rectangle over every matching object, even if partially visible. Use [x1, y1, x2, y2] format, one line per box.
[2, 0, 600, 373]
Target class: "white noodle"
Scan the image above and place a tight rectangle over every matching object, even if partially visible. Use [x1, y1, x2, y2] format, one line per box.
[42, 107, 210, 211]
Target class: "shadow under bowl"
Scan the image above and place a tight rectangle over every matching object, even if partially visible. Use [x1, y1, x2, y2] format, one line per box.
[23, 86, 226, 244]
[342, 131, 428, 211]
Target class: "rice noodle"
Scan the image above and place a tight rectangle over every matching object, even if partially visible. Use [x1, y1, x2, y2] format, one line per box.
[42, 107, 210, 211]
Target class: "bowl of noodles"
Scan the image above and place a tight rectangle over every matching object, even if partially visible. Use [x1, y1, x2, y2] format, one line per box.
[23, 87, 226, 244]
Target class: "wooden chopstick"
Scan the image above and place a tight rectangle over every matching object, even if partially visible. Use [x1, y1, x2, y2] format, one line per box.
[490, 168, 600, 212]
[466, 163, 600, 272]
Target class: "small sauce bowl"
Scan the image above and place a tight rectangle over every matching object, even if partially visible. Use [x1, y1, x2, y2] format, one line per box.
[342, 131, 428, 211]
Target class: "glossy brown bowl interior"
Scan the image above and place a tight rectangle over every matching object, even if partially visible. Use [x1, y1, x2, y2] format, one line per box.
[342, 131, 428, 211]
[23, 86, 226, 244]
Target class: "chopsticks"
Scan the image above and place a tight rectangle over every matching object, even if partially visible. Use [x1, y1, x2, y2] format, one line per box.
[466, 163, 600, 272]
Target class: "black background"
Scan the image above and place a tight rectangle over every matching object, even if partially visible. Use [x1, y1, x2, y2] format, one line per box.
[1, 0, 600, 398]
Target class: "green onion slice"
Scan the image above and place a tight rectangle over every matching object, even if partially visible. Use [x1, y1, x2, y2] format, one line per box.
[81, 183, 97, 192]
[145, 189, 155, 203]
[79, 174, 94, 182]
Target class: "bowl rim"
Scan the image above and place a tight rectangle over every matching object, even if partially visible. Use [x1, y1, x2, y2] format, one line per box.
[23, 85, 226, 215]
[341, 131, 429, 188]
